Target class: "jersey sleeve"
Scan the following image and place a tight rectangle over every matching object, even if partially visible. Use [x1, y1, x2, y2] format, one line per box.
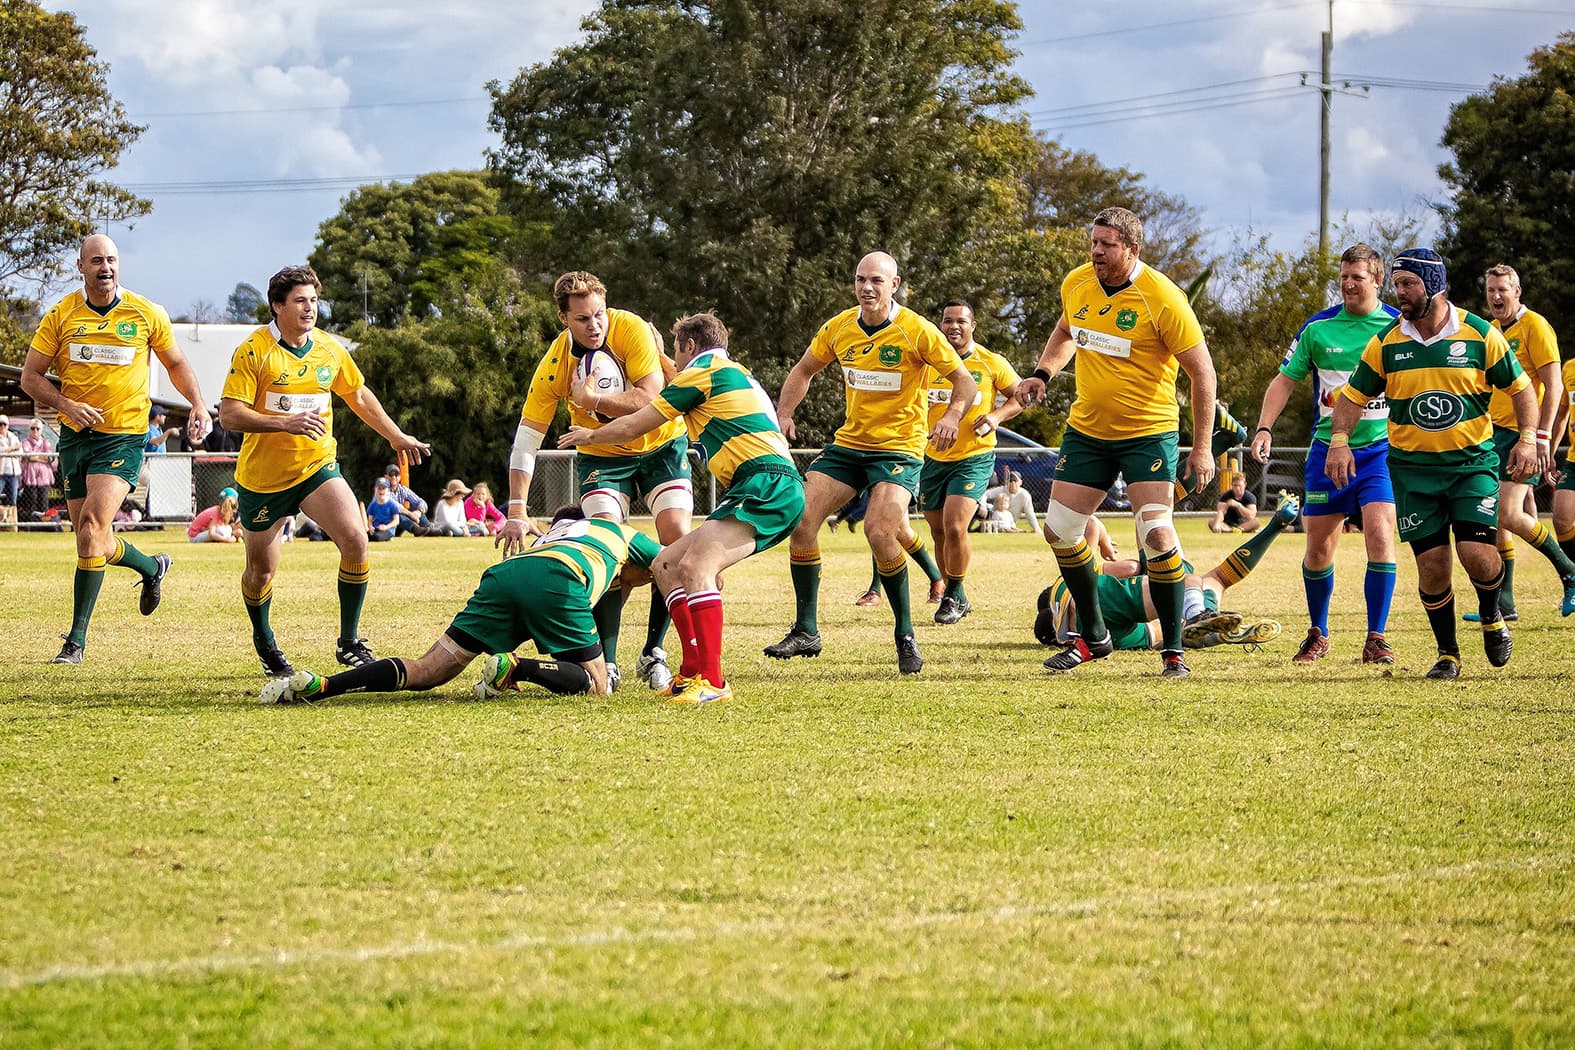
[221, 338, 261, 405]
[651, 367, 708, 420]
[614, 312, 663, 385]
[807, 318, 838, 364]
[916, 324, 966, 377]
[1527, 314, 1561, 372]
[626, 528, 661, 568]
[147, 302, 176, 354]
[330, 340, 365, 396]
[1154, 286, 1206, 355]
[990, 352, 1021, 392]
[520, 344, 567, 431]
[1342, 336, 1387, 403]
[1279, 328, 1313, 381]
[28, 305, 61, 362]
[1484, 327, 1529, 394]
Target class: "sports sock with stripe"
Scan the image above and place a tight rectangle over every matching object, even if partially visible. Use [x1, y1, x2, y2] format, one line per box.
[789, 547, 821, 634]
[69, 554, 106, 646]
[242, 578, 276, 652]
[1364, 561, 1396, 634]
[337, 559, 370, 642]
[106, 535, 158, 577]
[876, 554, 912, 635]
[1303, 563, 1335, 635]
[1146, 546, 1187, 652]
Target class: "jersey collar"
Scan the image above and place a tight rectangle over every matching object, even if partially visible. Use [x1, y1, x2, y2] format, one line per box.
[269, 320, 314, 356]
[1397, 303, 1463, 346]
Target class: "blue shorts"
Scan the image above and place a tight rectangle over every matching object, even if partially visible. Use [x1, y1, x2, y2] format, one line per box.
[1303, 438, 1394, 517]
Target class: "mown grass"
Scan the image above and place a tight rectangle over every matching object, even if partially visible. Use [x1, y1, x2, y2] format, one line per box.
[2, 521, 1572, 1047]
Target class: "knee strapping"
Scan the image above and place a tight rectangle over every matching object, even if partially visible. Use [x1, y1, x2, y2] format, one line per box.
[1043, 500, 1091, 547]
[1135, 503, 1174, 546]
[581, 489, 630, 520]
[647, 480, 694, 517]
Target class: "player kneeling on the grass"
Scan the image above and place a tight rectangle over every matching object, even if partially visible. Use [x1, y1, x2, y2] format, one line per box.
[261, 508, 657, 704]
[1034, 494, 1299, 655]
[560, 312, 804, 704]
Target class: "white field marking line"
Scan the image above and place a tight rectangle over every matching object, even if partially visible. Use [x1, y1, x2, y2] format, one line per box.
[3, 854, 1565, 989]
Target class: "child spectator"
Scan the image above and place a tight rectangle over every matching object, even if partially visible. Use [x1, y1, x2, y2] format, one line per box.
[189, 488, 241, 543]
[366, 478, 401, 541]
[464, 481, 505, 536]
[431, 479, 471, 536]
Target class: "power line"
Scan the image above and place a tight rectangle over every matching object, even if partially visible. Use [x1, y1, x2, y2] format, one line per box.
[1019, 1, 1321, 45]
[1036, 87, 1310, 132]
[133, 97, 489, 119]
[1028, 73, 1305, 117]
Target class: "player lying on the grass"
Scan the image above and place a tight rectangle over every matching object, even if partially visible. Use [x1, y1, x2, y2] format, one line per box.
[1035, 495, 1300, 655]
[260, 508, 656, 704]
[560, 311, 805, 704]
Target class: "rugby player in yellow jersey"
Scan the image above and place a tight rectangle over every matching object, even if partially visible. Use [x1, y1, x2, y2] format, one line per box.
[220, 266, 430, 678]
[1017, 207, 1219, 679]
[1550, 357, 1575, 580]
[23, 235, 213, 665]
[561, 312, 804, 703]
[499, 271, 691, 693]
[1461, 264, 1575, 621]
[924, 299, 1023, 625]
[767, 251, 977, 674]
[1328, 249, 1537, 680]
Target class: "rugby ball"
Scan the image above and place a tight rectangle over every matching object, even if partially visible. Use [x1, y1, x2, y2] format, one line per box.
[575, 347, 626, 423]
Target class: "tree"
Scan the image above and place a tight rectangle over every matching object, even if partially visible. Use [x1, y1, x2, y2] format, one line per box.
[307, 170, 510, 328]
[329, 262, 562, 494]
[487, 0, 1040, 447]
[226, 282, 266, 324]
[0, 3, 148, 291]
[1438, 32, 1575, 336]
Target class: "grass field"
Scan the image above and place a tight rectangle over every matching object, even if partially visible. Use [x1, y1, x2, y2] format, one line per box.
[2, 520, 1573, 1047]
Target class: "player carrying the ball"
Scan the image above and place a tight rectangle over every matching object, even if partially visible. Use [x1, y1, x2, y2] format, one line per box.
[560, 312, 804, 703]
[499, 271, 691, 693]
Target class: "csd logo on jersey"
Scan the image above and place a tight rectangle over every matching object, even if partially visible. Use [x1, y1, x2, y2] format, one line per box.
[1410, 390, 1465, 432]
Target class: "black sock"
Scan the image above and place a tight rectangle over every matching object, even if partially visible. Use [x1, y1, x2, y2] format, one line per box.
[517, 658, 593, 695]
[1419, 588, 1459, 656]
[319, 657, 407, 698]
[1470, 566, 1506, 625]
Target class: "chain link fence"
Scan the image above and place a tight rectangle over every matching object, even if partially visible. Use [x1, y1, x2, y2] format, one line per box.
[5, 444, 1567, 533]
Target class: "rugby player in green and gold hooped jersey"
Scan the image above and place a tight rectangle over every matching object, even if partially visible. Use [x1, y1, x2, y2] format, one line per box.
[221, 265, 430, 679]
[22, 235, 214, 665]
[1016, 207, 1219, 679]
[1328, 248, 1537, 680]
[767, 251, 976, 676]
[1467, 263, 1575, 621]
[261, 508, 658, 704]
[560, 312, 804, 704]
[923, 299, 1025, 626]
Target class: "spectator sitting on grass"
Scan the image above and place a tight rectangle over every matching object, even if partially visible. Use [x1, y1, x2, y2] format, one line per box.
[366, 478, 400, 541]
[431, 479, 471, 536]
[464, 481, 505, 536]
[189, 487, 241, 543]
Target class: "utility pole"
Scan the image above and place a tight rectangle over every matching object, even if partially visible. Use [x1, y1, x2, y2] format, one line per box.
[1318, 0, 1333, 257]
[360, 269, 370, 325]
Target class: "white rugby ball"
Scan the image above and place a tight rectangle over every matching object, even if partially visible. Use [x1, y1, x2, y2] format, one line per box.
[575, 347, 626, 423]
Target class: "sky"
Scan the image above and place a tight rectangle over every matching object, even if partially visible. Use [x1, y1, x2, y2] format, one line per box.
[44, 0, 1575, 319]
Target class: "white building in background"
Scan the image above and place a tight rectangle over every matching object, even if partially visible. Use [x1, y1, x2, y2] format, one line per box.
[154, 323, 356, 411]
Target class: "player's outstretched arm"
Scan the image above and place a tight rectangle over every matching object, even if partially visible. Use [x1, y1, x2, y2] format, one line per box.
[929, 365, 978, 452]
[1018, 317, 1075, 405]
[560, 404, 668, 450]
[341, 386, 430, 464]
[775, 350, 828, 442]
[1252, 373, 1298, 464]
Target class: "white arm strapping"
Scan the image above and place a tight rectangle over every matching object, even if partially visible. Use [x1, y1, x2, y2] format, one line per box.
[509, 424, 545, 474]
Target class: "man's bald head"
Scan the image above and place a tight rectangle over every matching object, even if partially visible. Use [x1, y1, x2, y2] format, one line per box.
[77, 234, 121, 306]
[857, 252, 898, 280]
[853, 251, 901, 323]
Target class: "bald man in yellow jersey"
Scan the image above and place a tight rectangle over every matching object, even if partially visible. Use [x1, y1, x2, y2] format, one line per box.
[1551, 357, 1575, 581]
[767, 251, 977, 675]
[923, 299, 1024, 626]
[1465, 263, 1575, 621]
[23, 235, 213, 665]
[499, 271, 692, 693]
[220, 266, 429, 679]
[1017, 207, 1219, 679]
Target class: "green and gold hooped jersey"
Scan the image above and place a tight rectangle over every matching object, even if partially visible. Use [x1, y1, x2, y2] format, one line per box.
[926, 344, 1021, 463]
[224, 323, 365, 493]
[523, 516, 661, 605]
[807, 303, 966, 457]
[30, 289, 177, 435]
[1563, 359, 1575, 464]
[650, 348, 792, 488]
[1488, 308, 1559, 430]
[520, 308, 684, 458]
[1059, 260, 1205, 440]
[1343, 306, 1527, 467]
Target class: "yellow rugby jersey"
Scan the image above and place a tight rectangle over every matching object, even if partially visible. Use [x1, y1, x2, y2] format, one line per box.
[522, 516, 660, 606]
[1059, 260, 1205, 439]
[925, 343, 1020, 462]
[223, 323, 365, 493]
[29, 289, 177, 435]
[1488, 308, 1560, 429]
[1563, 358, 1575, 465]
[520, 308, 683, 458]
[1342, 306, 1527, 468]
[650, 348, 793, 488]
[807, 304, 965, 457]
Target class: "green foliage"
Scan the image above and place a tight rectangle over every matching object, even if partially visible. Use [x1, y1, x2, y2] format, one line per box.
[0, 3, 148, 291]
[330, 262, 561, 494]
[1194, 233, 1338, 441]
[0, 294, 41, 366]
[307, 171, 510, 328]
[486, 0, 1040, 446]
[224, 282, 266, 324]
[1438, 32, 1575, 337]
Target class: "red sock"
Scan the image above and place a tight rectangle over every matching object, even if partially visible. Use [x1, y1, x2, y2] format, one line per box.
[665, 588, 700, 677]
[687, 590, 724, 686]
